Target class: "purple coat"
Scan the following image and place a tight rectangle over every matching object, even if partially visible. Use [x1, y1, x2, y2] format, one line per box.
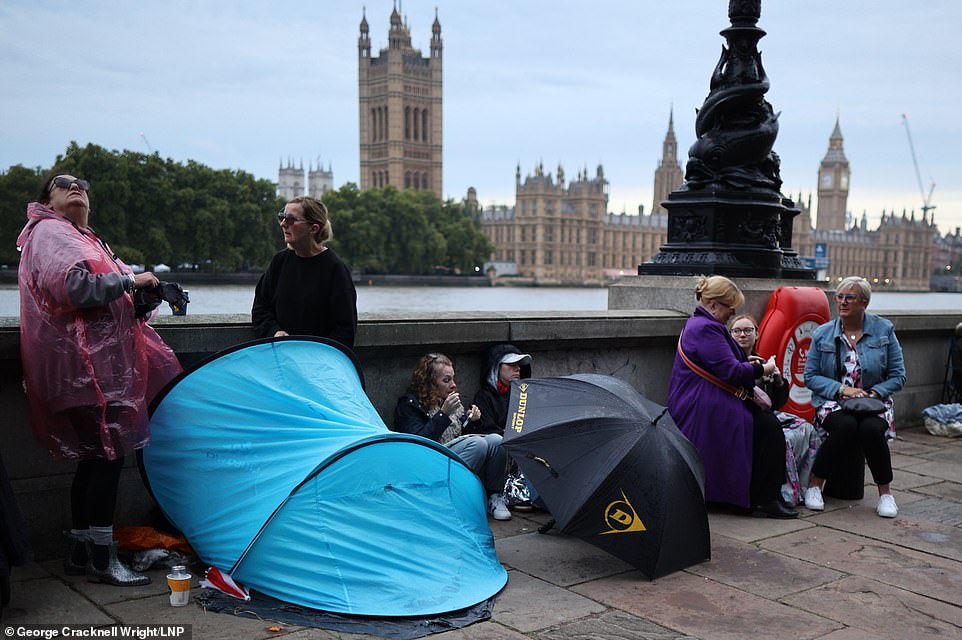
[667, 306, 758, 508]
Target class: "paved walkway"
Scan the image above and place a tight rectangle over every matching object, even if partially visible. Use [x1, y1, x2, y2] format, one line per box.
[4, 426, 961, 639]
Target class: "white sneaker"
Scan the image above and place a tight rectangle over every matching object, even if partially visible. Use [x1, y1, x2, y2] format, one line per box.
[488, 493, 511, 521]
[803, 486, 824, 511]
[877, 494, 898, 518]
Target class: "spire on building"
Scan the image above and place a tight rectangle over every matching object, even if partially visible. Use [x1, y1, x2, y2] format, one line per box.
[651, 108, 684, 215]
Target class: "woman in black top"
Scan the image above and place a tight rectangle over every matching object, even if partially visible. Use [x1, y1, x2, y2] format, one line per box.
[252, 197, 357, 347]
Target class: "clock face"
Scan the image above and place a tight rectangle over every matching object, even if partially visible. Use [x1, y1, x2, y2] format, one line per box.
[840, 175, 848, 189]
[820, 173, 833, 187]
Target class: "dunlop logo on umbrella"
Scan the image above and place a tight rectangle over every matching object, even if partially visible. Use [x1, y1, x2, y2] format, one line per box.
[601, 490, 647, 535]
[502, 374, 710, 579]
[510, 383, 528, 433]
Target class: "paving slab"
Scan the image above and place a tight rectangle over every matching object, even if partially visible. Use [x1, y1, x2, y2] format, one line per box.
[897, 496, 962, 527]
[271, 629, 347, 639]
[495, 531, 631, 586]
[812, 629, 880, 640]
[789, 575, 962, 637]
[889, 452, 931, 470]
[43, 560, 177, 605]
[759, 527, 962, 605]
[687, 533, 844, 599]
[706, 507, 813, 543]
[489, 511, 555, 540]
[912, 480, 962, 503]
[104, 592, 300, 640]
[808, 506, 962, 562]
[888, 439, 945, 457]
[489, 570, 606, 634]
[896, 429, 960, 447]
[890, 467, 944, 489]
[2, 576, 114, 625]
[909, 460, 962, 484]
[431, 621, 531, 639]
[570, 569, 841, 640]
[533, 610, 697, 640]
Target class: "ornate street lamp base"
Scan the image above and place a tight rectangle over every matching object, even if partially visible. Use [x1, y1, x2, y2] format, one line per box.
[638, 189, 815, 280]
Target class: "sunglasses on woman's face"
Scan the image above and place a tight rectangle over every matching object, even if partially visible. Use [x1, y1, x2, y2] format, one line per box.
[51, 177, 90, 192]
[277, 211, 311, 225]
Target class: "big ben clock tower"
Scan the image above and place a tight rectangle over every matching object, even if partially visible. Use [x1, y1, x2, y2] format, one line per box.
[816, 118, 850, 231]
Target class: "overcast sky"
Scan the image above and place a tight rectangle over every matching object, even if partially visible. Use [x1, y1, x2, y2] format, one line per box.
[3, 1, 961, 234]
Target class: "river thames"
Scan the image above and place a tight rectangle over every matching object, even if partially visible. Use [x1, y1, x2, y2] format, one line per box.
[0, 284, 960, 317]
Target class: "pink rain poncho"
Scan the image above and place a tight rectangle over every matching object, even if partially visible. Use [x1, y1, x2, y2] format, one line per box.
[17, 202, 181, 461]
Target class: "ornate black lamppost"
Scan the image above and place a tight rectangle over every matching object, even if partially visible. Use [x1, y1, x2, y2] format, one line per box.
[639, 0, 814, 279]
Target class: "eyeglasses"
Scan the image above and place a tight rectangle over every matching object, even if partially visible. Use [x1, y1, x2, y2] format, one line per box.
[277, 211, 311, 225]
[730, 327, 756, 336]
[51, 177, 90, 192]
[835, 293, 861, 303]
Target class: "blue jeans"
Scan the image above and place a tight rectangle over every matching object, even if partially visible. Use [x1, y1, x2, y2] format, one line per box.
[448, 434, 507, 495]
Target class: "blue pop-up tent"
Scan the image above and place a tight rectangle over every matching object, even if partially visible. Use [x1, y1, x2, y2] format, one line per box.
[143, 337, 506, 617]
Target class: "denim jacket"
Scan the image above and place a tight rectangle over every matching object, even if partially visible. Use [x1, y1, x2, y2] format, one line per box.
[804, 312, 906, 407]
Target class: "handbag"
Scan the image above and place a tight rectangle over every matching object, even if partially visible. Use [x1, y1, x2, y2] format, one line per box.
[752, 385, 772, 411]
[834, 338, 885, 416]
[840, 396, 886, 416]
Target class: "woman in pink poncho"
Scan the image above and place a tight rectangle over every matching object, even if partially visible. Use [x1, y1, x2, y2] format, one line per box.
[17, 174, 181, 586]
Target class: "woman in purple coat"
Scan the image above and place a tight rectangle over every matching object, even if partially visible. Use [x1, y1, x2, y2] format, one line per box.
[667, 276, 797, 518]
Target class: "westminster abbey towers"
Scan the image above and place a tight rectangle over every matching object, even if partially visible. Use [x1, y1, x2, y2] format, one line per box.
[358, 8, 443, 199]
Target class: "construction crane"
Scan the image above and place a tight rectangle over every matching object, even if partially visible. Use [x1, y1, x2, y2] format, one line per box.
[900, 113, 936, 217]
[139, 131, 154, 154]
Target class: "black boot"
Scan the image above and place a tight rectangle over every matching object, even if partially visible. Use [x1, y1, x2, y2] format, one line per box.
[752, 500, 799, 519]
[86, 542, 151, 587]
[63, 531, 88, 576]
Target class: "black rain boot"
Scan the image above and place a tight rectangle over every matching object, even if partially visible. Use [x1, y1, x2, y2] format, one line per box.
[63, 531, 88, 576]
[86, 542, 151, 587]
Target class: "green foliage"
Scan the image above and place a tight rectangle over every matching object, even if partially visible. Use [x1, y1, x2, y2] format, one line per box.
[0, 143, 493, 274]
[325, 184, 493, 275]
[0, 142, 283, 270]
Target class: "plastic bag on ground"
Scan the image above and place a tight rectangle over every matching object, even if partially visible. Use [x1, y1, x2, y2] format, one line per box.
[921, 403, 962, 437]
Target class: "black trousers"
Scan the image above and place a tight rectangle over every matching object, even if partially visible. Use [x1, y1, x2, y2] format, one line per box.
[68, 406, 126, 529]
[812, 411, 892, 487]
[750, 410, 787, 506]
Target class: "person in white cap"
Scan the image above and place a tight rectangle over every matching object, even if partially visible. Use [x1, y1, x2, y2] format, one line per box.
[472, 344, 532, 436]
[394, 353, 512, 521]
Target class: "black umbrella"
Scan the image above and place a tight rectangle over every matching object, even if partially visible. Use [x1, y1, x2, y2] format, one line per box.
[502, 374, 710, 579]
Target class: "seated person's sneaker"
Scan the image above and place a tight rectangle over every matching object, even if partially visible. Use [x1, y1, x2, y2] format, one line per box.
[488, 493, 511, 521]
[876, 494, 898, 518]
[803, 486, 825, 511]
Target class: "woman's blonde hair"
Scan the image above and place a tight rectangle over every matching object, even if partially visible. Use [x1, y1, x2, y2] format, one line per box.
[695, 275, 745, 308]
[836, 276, 871, 304]
[288, 196, 333, 244]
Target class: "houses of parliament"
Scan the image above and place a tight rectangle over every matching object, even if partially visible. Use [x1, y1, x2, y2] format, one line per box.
[282, 8, 955, 291]
[479, 115, 944, 291]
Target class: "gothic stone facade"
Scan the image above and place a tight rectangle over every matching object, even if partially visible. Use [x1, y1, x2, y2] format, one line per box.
[480, 115, 935, 290]
[481, 163, 667, 284]
[358, 8, 442, 199]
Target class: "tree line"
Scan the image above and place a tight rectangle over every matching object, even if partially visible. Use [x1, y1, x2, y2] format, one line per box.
[0, 142, 492, 275]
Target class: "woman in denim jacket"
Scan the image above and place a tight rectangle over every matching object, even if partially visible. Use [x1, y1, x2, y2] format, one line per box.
[803, 277, 906, 518]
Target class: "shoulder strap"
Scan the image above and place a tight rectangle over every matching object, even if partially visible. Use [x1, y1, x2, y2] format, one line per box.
[677, 337, 750, 401]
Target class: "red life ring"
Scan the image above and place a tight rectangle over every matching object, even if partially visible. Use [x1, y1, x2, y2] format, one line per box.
[756, 287, 831, 422]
